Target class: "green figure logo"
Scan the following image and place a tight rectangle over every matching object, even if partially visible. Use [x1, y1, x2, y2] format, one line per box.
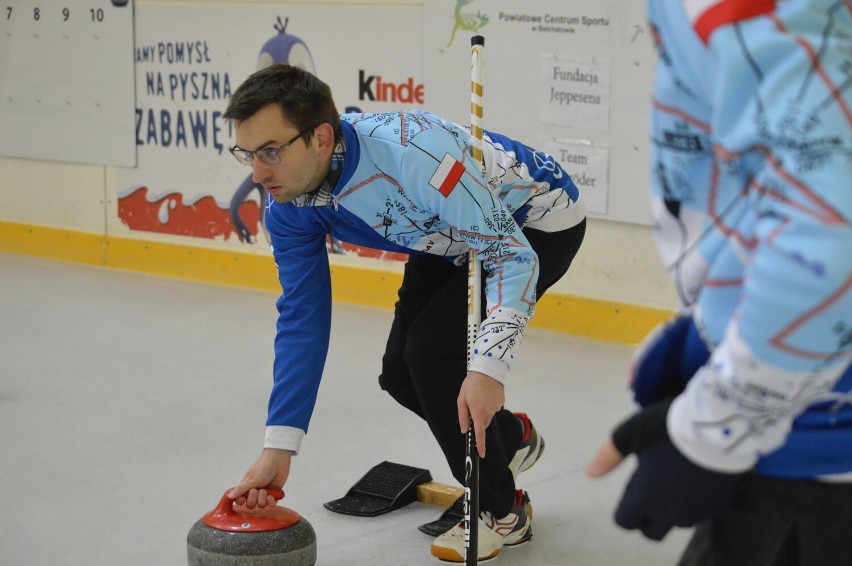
[448, 0, 488, 47]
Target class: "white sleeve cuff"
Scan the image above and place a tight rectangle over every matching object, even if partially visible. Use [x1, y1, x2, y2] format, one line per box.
[667, 387, 758, 473]
[468, 355, 509, 385]
[665, 323, 833, 474]
[264, 426, 304, 454]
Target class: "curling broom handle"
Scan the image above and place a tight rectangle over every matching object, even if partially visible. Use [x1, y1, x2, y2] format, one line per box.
[465, 34, 485, 566]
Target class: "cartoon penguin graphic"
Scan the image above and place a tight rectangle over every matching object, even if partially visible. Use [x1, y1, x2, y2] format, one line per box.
[257, 16, 316, 72]
[229, 17, 316, 243]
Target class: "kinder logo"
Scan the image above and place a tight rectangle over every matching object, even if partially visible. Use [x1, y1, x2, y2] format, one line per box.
[358, 70, 424, 104]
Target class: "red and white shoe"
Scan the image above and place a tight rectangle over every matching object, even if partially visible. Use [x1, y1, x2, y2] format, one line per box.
[509, 413, 545, 481]
[430, 490, 533, 562]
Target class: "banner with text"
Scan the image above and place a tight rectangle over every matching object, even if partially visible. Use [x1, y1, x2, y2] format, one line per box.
[424, 0, 655, 225]
[115, 2, 424, 260]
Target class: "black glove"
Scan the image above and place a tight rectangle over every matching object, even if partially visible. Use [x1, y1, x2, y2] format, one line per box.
[611, 399, 742, 540]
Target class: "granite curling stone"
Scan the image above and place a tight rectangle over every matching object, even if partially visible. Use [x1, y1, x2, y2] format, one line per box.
[187, 488, 316, 566]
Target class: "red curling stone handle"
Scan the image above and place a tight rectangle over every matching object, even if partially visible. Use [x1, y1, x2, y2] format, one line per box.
[202, 487, 300, 532]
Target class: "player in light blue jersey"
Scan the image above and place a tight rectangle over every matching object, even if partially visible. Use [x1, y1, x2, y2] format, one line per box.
[221, 64, 586, 562]
[587, 1, 852, 564]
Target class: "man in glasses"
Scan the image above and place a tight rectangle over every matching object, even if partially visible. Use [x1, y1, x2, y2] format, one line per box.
[222, 64, 586, 562]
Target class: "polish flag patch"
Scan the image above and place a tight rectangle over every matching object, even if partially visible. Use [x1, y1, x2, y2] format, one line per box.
[429, 153, 465, 197]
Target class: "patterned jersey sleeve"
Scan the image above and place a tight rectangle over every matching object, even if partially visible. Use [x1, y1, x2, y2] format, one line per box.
[649, 0, 852, 472]
[400, 124, 539, 384]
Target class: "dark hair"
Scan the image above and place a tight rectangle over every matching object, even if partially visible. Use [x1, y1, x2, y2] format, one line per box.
[224, 64, 341, 143]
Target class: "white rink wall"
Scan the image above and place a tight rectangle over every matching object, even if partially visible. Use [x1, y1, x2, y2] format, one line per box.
[0, 0, 678, 319]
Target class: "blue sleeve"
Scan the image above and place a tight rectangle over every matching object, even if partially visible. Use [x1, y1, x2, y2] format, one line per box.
[265, 202, 332, 433]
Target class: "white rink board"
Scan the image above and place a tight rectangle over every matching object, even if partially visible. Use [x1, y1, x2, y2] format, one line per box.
[0, 0, 136, 166]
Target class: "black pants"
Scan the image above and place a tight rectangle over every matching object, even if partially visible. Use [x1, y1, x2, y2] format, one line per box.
[678, 474, 852, 566]
[379, 220, 586, 518]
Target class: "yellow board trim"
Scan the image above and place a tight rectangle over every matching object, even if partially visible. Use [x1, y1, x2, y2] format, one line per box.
[0, 220, 671, 344]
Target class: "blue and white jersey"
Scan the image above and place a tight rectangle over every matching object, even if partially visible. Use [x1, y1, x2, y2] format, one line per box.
[648, 0, 852, 478]
[263, 110, 585, 452]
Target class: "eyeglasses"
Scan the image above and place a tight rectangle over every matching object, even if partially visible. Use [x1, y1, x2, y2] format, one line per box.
[230, 124, 319, 166]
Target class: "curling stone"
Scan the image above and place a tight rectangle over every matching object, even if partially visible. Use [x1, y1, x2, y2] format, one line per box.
[187, 488, 316, 566]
